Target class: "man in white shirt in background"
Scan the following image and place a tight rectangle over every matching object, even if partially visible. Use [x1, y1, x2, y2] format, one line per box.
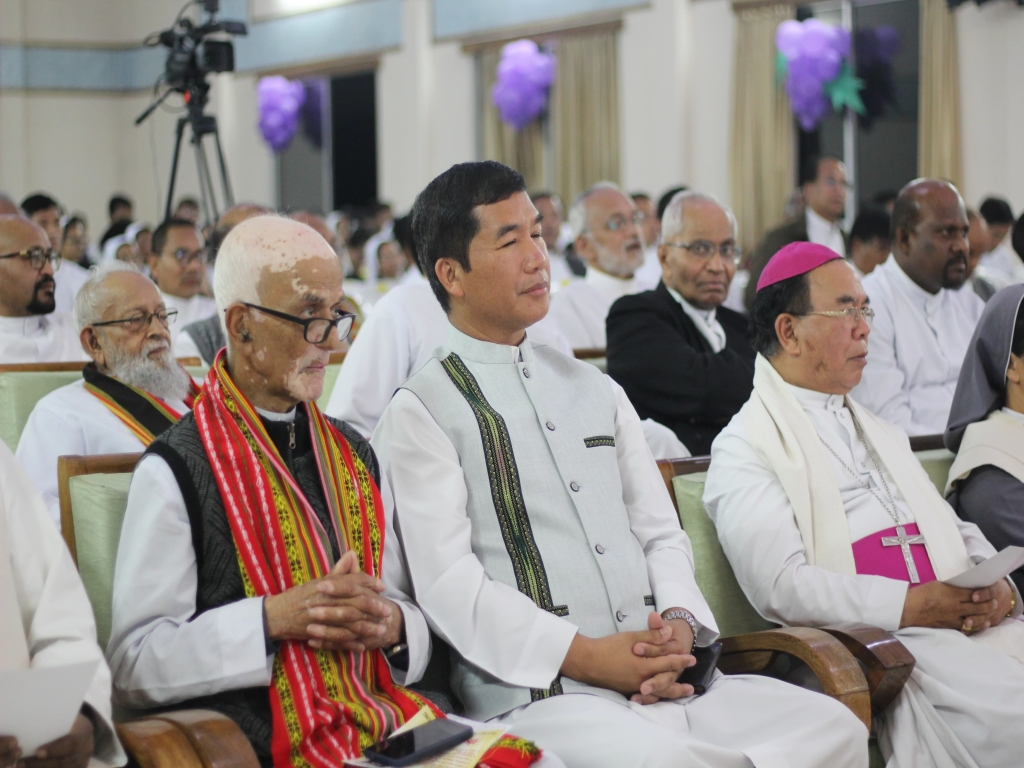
[630, 191, 664, 289]
[0, 215, 86, 364]
[744, 156, 849, 309]
[979, 197, 1024, 283]
[17, 262, 196, 526]
[373, 160, 867, 768]
[21, 193, 90, 315]
[530, 191, 579, 287]
[964, 209, 1010, 303]
[852, 179, 984, 435]
[146, 217, 216, 356]
[548, 183, 645, 350]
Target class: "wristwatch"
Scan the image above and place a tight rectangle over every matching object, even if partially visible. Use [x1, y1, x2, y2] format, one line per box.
[662, 608, 698, 636]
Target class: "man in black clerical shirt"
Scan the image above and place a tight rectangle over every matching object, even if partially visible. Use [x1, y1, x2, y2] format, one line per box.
[607, 191, 755, 456]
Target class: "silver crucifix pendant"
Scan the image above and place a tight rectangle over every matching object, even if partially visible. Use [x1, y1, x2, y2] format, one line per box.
[881, 524, 927, 583]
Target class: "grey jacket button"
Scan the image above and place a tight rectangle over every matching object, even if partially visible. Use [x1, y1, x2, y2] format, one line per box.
[595, 544, 605, 554]
[522, 367, 531, 378]
[616, 611, 625, 622]
[546, 421, 555, 431]
[570, 481, 580, 492]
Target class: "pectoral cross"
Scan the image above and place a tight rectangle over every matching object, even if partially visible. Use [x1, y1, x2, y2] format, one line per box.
[881, 525, 927, 583]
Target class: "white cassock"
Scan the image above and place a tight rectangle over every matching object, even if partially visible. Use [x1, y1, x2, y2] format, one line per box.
[0, 312, 88, 364]
[0, 438, 126, 766]
[547, 268, 643, 349]
[325, 280, 573, 438]
[705, 379, 1024, 768]
[852, 256, 984, 435]
[105, 407, 429, 707]
[980, 241, 1024, 284]
[372, 327, 867, 768]
[546, 248, 575, 291]
[633, 244, 662, 290]
[160, 292, 217, 357]
[806, 208, 847, 257]
[54, 260, 91, 315]
[15, 379, 189, 527]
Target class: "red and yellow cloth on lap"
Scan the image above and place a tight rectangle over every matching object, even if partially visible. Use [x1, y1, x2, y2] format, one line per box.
[195, 354, 540, 768]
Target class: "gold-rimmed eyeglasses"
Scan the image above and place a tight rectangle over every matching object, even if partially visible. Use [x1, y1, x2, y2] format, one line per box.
[663, 240, 742, 265]
[799, 306, 875, 328]
[0, 247, 61, 271]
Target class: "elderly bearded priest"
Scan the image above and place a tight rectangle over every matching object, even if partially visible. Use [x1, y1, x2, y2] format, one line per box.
[107, 217, 541, 768]
[704, 242, 1024, 768]
[372, 162, 867, 768]
[17, 262, 198, 527]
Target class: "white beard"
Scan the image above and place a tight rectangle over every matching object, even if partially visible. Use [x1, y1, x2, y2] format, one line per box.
[105, 340, 193, 403]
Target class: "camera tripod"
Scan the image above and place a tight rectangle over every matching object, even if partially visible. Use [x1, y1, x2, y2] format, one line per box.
[137, 79, 235, 226]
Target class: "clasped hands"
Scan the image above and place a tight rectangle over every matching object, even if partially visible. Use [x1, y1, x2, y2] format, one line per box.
[561, 610, 697, 706]
[264, 550, 403, 652]
[899, 577, 1014, 633]
[1, 712, 93, 768]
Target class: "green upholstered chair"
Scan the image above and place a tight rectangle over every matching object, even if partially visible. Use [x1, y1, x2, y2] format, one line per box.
[318, 363, 342, 410]
[0, 370, 83, 449]
[914, 448, 955, 497]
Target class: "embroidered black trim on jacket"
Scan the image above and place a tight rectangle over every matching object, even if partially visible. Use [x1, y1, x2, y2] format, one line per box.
[584, 435, 615, 448]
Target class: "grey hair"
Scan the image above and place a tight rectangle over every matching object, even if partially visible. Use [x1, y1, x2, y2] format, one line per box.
[660, 190, 738, 243]
[73, 260, 145, 332]
[568, 181, 622, 240]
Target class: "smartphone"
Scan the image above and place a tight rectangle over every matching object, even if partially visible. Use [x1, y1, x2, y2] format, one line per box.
[678, 641, 723, 695]
[363, 718, 474, 767]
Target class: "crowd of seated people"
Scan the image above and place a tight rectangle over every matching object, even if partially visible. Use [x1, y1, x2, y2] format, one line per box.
[5, 162, 1024, 768]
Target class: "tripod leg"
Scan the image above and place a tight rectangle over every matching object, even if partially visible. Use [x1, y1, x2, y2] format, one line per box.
[166, 117, 188, 221]
[193, 136, 217, 226]
[211, 124, 235, 209]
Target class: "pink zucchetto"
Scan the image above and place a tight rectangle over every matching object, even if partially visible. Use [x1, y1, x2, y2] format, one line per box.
[756, 242, 843, 292]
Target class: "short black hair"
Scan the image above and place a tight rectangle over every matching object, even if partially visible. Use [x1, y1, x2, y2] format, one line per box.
[657, 186, 688, 222]
[530, 190, 554, 202]
[630, 191, 652, 202]
[175, 196, 200, 210]
[980, 197, 1014, 226]
[799, 155, 843, 187]
[99, 219, 131, 249]
[63, 215, 85, 235]
[151, 217, 199, 256]
[1012, 215, 1024, 262]
[392, 214, 418, 269]
[20, 193, 58, 217]
[850, 207, 891, 245]
[748, 272, 812, 358]
[109, 195, 132, 217]
[1013, 291, 1024, 359]
[871, 189, 897, 208]
[412, 161, 526, 312]
[348, 227, 374, 250]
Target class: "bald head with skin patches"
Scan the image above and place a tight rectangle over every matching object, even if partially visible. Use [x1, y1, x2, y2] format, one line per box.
[0, 215, 56, 317]
[217, 216, 347, 413]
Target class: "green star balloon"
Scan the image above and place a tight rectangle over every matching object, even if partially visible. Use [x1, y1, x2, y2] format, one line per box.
[823, 63, 866, 115]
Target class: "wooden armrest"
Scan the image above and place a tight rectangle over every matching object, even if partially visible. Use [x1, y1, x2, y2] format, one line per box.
[116, 717, 204, 768]
[719, 627, 872, 729]
[154, 710, 259, 768]
[821, 623, 916, 715]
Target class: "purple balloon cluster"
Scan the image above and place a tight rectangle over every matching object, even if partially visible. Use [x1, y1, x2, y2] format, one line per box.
[491, 40, 556, 131]
[257, 76, 306, 153]
[776, 19, 851, 131]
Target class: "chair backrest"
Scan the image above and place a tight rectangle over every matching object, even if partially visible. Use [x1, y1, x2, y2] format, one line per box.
[0, 370, 83, 449]
[318, 364, 342, 410]
[58, 453, 142, 648]
[657, 459, 776, 638]
[914, 448, 955, 497]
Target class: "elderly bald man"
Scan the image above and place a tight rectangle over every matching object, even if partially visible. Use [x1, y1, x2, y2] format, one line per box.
[607, 192, 755, 455]
[0, 214, 86, 364]
[851, 179, 985, 435]
[16, 262, 198, 526]
[107, 216, 442, 768]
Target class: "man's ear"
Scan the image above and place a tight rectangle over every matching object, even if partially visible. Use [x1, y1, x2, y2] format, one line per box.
[1008, 354, 1024, 386]
[775, 314, 802, 356]
[657, 243, 669, 268]
[79, 327, 105, 367]
[224, 305, 252, 347]
[893, 225, 913, 257]
[145, 253, 160, 281]
[574, 234, 597, 267]
[434, 258, 465, 303]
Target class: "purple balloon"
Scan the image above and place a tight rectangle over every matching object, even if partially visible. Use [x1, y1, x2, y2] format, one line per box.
[799, 19, 832, 59]
[875, 25, 901, 62]
[492, 39, 556, 131]
[811, 48, 841, 82]
[776, 20, 804, 60]
[258, 76, 305, 153]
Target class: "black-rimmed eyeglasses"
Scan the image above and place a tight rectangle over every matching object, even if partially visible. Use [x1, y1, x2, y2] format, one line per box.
[243, 303, 356, 344]
[663, 240, 743, 265]
[0, 247, 61, 271]
[91, 309, 178, 333]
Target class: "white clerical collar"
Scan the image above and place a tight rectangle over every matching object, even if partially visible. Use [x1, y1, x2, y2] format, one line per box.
[255, 405, 297, 423]
[786, 380, 846, 413]
[584, 267, 638, 304]
[664, 285, 726, 353]
[884, 256, 945, 314]
[0, 314, 48, 335]
[445, 323, 532, 365]
[805, 208, 840, 241]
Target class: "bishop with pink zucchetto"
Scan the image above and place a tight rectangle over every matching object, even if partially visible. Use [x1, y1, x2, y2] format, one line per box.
[703, 241, 1024, 767]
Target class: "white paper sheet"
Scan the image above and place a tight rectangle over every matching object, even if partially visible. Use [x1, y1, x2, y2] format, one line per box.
[0, 659, 99, 754]
[944, 546, 1024, 589]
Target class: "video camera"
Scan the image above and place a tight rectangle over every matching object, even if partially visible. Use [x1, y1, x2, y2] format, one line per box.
[151, 0, 247, 91]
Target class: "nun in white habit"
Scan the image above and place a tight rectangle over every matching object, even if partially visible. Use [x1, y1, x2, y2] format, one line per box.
[945, 284, 1024, 593]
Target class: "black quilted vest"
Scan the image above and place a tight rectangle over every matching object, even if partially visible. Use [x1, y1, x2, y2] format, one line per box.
[145, 408, 379, 768]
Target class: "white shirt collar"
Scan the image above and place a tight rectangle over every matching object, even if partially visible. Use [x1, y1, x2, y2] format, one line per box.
[884, 255, 945, 313]
[0, 314, 48, 335]
[664, 285, 726, 353]
[584, 267, 638, 304]
[255, 405, 297, 422]
[787, 380, 847, 413]
[1001, 407, 1024, 426]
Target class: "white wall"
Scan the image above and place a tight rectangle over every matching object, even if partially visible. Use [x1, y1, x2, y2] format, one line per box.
[618, 0, 734, 206]
[957, 1, 1024, 215]
[376, 0, 475, 211]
